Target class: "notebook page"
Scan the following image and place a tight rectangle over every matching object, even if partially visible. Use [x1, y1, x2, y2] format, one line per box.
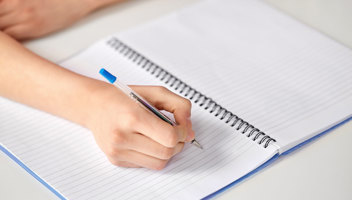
[0, 39, 278, 200]
[117, 0, 352, 152]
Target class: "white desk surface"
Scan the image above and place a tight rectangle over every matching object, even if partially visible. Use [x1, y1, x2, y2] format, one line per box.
[1, 0, 351, 199]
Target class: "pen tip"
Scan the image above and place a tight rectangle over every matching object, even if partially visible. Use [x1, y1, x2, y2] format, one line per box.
[192, 139, 203, 149]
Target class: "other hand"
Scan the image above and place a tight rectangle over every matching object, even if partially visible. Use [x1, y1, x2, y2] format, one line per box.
[0, 0, 118, 40]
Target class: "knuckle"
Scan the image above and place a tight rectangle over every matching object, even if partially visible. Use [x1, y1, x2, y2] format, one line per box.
[108, 159, 124, 167]
[9, 32, 24, 41]
[22, 8, 33, 19]
[125, 114, 139, 127]
[176, 143, 185, 154]
[153, 160, 168, 170]
[159, 147, 174, 159]
[165, 130, 178, 147]
[32, 16, 45, 28]
[112, 133, 126, 145]
[106, 145, 121, 157]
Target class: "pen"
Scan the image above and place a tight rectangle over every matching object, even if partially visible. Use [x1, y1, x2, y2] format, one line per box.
[99, 68, 203, 149]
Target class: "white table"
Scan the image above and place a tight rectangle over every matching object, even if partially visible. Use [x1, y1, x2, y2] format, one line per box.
[1, 0, 351, 199]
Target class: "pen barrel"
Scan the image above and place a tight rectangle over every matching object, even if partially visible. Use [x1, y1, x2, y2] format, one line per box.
[111, 80, 176, 126]
[129, 92, 177, 126]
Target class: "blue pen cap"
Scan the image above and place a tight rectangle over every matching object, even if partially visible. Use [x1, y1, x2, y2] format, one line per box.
[99, 68, 116, 84]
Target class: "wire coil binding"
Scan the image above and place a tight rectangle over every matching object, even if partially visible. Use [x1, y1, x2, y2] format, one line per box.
[106, 37, 276, 148]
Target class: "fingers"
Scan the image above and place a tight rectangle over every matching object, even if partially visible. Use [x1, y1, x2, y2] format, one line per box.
[107, 160, 140, 168]
[110, 149, 172, 170]
[92, 85, 193, 170]
[127, 132, 184, 160]
[134, 86, 192, 122]
[0, 11, 19, 29]
[105, 130, 184, 170]
[134, 108, 188, 147]
[133, 86, 195, 142]
[2, 24, 31, 40]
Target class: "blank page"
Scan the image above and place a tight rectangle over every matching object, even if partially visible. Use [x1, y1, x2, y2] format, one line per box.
[0, 39, 278, 199]
[118, 0, 352, 152]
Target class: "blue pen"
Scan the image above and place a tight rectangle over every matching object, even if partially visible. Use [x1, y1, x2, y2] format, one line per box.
[99, 68, 203, 149]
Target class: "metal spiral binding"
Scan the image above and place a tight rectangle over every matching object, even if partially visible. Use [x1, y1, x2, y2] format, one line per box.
[106, 37, 276, 148]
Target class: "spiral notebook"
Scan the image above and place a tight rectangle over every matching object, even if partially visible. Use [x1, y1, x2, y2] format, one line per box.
[1, 0, 352, 199]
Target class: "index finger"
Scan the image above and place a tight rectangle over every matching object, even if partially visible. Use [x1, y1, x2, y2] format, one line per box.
[134, 106, 187, 148]
[132, 86, 192, 126]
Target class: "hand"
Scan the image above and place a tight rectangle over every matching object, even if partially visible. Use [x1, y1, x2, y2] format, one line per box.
[86, 84, 195, 170]
[0, 0, 121, 40]
[0, 30, 193, 170]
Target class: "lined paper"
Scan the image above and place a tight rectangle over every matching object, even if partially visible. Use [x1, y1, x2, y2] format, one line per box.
[0, 38, 277, 199]
[118, 0, 352, 152]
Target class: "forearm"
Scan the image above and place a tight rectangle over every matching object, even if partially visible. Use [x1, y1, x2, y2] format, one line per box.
[0, 31, 195, 169]
[0, 32, 102, 127]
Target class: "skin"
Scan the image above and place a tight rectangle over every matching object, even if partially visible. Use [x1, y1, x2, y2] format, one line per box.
[0, 0, 195, 170]
[0, 0, 124, 40]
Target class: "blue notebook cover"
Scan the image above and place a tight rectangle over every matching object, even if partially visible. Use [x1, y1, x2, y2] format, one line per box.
[0, 145, 66, 200]
[1, 116, 350, 200]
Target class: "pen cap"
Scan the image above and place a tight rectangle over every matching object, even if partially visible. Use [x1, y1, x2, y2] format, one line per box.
[99, 68, 116, 84]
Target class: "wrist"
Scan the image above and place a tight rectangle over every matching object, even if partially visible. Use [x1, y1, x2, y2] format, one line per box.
[76, 78, 118, 129]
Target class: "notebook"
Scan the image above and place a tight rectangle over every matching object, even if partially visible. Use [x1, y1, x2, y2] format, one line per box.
[1, 0, 352, 199]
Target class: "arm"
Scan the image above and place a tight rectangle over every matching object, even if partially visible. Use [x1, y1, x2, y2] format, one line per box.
[0, 32, 195, 169]
[0, 0, 125, 40]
